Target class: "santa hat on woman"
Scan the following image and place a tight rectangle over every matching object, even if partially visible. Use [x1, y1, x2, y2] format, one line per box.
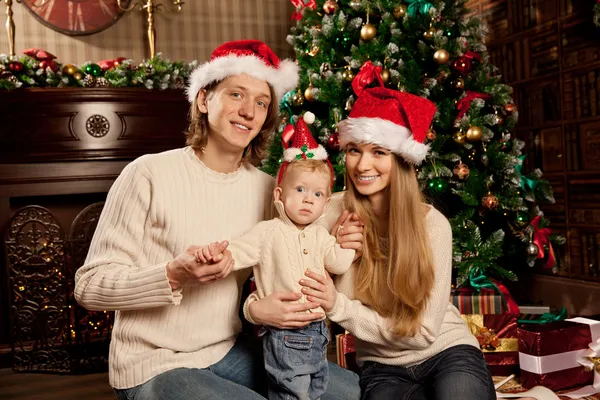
[338, 87, 437, 165]
[278, 112, 335, 189]
[186, 39, 299, 103]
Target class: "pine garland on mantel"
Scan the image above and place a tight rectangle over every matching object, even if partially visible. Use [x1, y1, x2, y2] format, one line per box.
[0, 49, 197, 90]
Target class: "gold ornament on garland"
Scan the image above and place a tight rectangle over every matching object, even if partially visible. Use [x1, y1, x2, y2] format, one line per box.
[433, 49, 450, 64]
[73, 72, 83, 81]
[482, 191, 499, 210]
[62, 64, 77, 76]
[466, 126, 483, 142]
[381, 69, 390, 83]
[393, 4, 407, 19]
[323, 0, 339, 14]
[361, 23, 377, 41]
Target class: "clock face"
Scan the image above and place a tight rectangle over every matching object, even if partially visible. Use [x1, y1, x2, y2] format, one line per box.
[23, 0, 131, 36]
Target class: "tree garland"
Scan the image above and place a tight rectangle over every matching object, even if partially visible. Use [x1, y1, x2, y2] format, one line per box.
[0, 49, 197, 90]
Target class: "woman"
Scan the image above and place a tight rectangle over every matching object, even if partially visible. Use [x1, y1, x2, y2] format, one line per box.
[295, 86, 496, 399]
[74, 40, 359, 400]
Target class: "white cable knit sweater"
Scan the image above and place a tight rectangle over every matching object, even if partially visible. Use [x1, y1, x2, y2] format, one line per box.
[318, 193, 478, 367]
[74, 147, 275, 389]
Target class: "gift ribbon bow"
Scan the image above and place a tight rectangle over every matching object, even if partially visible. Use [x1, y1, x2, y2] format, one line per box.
[290, 0, 316, 20]
[467, 269, 520, 314]
[352, 61, 383, 96]
[530, 216, 556, 269]
[517, 308, 567, 324]
[407, 0, 433, 17]
[579, 338, 600, 388]
[516, 156, 538, 191]
[456, 91, 491, 118]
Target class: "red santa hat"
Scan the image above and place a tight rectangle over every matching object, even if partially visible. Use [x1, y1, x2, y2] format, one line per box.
[338, 87, 437, 165]
[277, 112, 334, 188]
[186, 40, 299, 103]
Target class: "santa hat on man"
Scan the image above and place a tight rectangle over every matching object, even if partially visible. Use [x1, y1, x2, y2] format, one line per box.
[278, 112, 335, 189]
[186, 39, 299, 103]
[338, 87, 437, 165]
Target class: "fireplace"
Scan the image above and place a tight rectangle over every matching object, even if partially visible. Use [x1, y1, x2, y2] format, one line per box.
[0, 88, 188, 371]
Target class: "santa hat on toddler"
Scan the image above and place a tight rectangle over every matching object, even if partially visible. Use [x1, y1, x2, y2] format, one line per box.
[186, 40, 299, 103]
[338, 87, 437, 165]
[278, 112, 335, 189]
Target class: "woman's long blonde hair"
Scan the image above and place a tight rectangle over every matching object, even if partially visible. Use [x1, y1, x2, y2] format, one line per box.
[345, 155, 435, 337]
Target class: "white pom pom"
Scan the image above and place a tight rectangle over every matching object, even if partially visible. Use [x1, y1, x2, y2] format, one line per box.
[303, 112, 315, 124]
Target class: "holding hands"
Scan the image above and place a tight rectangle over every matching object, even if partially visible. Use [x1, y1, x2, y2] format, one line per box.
[166, 240, 234, 290]
[300, 269, 338, 312]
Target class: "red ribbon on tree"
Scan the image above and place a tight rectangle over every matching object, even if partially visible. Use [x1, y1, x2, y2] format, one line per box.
[530, 216, 556, 269]
[290, 0, 316, 20]
[463, 50, 482, 63]
[456, 91, 491, 118]
[352, 61, 383, 96]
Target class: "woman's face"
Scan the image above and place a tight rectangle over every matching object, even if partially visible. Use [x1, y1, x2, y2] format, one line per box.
[198, 74, 271, 154]
[345, 142, 393, 197]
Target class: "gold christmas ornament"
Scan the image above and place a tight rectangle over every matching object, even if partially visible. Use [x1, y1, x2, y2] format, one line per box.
[423, 24, 435, 39]
[360, 23, 377, 41]
[466, 126, 483, 142]
[304, 86, 316, 102]
[451, 77, 465, 90]
[495, 112, 504, 125]
[323, 0, 339, 14]
[345, 97, 354, 111]
[73, 72, 83, 81]
[292, 92, 304, 106]
[342, 67, 354, 82]
[453, 162, 470, 179]
[62, 64, 77, 76]
[433, 49, 450, 64]
[393, 4, 407, 19]
[453, 131, 466, 144]
[381, 69, 390, 83]
[307, 43, 320, 57]
[482, 191, 499, 210]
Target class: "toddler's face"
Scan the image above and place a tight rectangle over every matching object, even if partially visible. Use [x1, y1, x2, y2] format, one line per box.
[276, 168, 330, 229]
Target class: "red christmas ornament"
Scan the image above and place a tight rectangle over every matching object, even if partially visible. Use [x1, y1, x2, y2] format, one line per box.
[8, 61, 25, 73]
[328, 131, 340, 150]
[452, 56, 471, 75]
[453, 162, 470, 180]
[47, 61, 58, 72]
[323, 0, 338, 14]
[38, 60, 49, 70]
[482, 191, 499, 210]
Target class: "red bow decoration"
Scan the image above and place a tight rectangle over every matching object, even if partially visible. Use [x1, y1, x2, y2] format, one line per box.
[456, 91, 491, 118]
[97, 57, 126, 71]
[23, 48, 56, 61]
[530, 216, 556, 269]
[463, 50, 482, 63]
[290, 0, 316, 20]
[281, 124, 295, 149]
[352, 61, 383, 96]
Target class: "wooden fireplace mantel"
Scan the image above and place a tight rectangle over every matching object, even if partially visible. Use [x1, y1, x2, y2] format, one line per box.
[0, 88, 189, 363]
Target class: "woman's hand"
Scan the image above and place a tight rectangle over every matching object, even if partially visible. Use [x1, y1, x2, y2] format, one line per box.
[248, 292, 323, 329]
[300, 270, 338, 312]
[166, 241, 234, 289]
[331, 210, 364, 260]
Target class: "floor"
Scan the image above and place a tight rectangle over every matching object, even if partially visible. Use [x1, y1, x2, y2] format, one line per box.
[0, 368, 114, 400]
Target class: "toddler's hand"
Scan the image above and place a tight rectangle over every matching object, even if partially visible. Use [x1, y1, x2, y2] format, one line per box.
[194, 240, 228, 264]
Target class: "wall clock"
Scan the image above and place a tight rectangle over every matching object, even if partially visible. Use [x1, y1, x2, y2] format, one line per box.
[22, 0, 131, 36]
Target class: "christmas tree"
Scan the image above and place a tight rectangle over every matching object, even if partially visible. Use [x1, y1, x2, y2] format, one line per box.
[261, 0, 565, 288]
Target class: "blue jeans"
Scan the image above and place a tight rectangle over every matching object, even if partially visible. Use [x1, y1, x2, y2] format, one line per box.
[263, 321, 329, 400]
[114, 333, 359, 400]
[359, 344, 495, 400]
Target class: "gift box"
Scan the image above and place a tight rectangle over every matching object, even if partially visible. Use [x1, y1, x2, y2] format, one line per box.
[336, 332, 358, 372]
[462, 313, 519, 376]
[452, 288, 507, 314]
[517, 317, 600, 391]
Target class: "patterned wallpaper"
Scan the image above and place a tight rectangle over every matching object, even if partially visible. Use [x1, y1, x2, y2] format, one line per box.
[0, 0, 295, 64]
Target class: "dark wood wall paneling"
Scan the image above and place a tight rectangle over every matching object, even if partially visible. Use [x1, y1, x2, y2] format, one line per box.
[467, 0, 600, 314]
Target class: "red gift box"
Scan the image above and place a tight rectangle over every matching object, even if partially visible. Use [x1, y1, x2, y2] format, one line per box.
[518, 317, 600, 391]
[336, 332, 358, 372]
[462, 313, 520, 376]
[452, 288, 508, 314]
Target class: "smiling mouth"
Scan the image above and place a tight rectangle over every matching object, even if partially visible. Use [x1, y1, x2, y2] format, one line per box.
[231, 122, 251, 131]
[357, 175, 380, 182]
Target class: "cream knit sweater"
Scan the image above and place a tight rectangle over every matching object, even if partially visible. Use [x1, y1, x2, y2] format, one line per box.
[311, 193, 478, 367]
[74, 147, 275, 389]
[228, 200, 355, 316]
